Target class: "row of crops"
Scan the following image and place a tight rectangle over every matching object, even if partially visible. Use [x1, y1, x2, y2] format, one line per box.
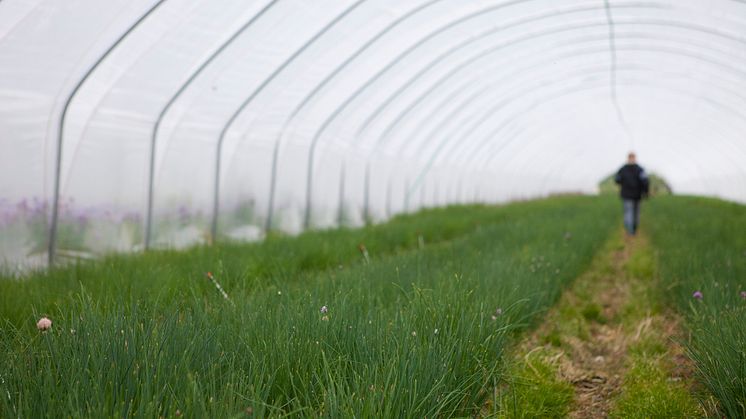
[1, 195, 745, 417]
[646, 197, 746, 418]
[0, 196, 617, 417]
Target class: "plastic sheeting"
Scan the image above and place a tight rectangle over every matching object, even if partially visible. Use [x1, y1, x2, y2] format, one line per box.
[1, 0, 745, 270]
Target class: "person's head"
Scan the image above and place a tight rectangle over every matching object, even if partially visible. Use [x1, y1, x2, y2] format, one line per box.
[627, 152, 636, 164]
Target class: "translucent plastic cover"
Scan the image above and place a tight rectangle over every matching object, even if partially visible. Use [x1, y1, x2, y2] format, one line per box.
[1, 0, 745, 270]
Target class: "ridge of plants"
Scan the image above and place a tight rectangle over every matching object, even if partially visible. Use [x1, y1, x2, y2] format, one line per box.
[1, 196, 617, 417]
[0, 203, 506, 325]
[646, 196, 746, 417]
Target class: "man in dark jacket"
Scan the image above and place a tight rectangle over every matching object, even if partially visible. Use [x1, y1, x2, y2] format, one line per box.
[614, 152, 649, 235]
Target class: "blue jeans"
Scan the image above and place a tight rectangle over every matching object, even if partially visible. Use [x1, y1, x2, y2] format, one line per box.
[623, 199, 641, 235]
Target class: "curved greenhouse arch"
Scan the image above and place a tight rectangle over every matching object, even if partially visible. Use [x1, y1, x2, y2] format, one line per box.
[0, 0, 744, 268]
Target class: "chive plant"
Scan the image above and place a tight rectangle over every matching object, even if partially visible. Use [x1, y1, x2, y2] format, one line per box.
[1, 196, 617, 417]
[647, 196, 746, 417]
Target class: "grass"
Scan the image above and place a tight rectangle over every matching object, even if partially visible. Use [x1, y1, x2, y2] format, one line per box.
[609, 232, 702, 418]
[0, 196, 618, 417]
[611, 356, 702, 419]
[646, 195, 746, 417]
[496, 348, 574, 418]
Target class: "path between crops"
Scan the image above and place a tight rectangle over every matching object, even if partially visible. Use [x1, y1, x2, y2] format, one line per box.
[498, 231, 702, 418]
[562, 233, 639, 417]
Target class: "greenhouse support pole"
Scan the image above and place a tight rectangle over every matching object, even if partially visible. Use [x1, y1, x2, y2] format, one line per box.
[374, 14, 658, 193]
[217, 2, 368, 235]
[337, 162, 346, 226]
[210, 145, 222, 243]
[362, 161, 371, 224]
[356, 6, 746, 194]
[356, 7, 604, 179]
[49, 0, 166, 267]
[302, 1, 516, 230]
[146, 0, 280, 249]
[456, 173, 464, 204]
[303, 145, 314, 229]
[404, 176, 410, 213]
[420, 180, 426, 209]
[445, 172, 453, 204]
[265, 140, 281, 233]
[385, 179, 393, 219]
[222, 10, 362, 235]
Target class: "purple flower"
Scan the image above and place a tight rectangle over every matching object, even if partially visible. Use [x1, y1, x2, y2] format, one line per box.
[692, 291, 703, 300]
[740, 291, 746, 299]
[320, 305, 328, 314]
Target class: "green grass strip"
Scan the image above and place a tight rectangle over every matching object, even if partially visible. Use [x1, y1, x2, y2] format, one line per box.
[495, 347, 574, 418]
[609, 233, 702, 418]
[611, 356, 702, 419]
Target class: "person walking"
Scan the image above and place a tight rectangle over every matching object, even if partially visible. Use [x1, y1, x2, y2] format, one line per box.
[614, 152, 649, 236]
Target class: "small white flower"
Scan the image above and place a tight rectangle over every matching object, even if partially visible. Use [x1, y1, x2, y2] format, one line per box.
[411, 331, 417, 337]
[434, 328, 439, 335]
[277, 291, 282, 295]
[320, 305, 328, 314]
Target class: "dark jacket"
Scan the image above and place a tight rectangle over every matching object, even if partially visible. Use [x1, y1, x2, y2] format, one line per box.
[614, 164, 649, 200]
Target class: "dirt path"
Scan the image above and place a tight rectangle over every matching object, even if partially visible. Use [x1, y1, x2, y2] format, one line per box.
[539, 233, 634, 418]
[495, 231, 704, 418]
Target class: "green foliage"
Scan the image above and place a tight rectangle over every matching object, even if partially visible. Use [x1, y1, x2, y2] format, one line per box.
[0, 196, 618, 417]
[580, 302, 606, 324]
[497, 349, 574, 418]
[625, 248, 655, 280]
[0, 204, 505, 326]
[610, 229, 702, 418]
[646, 196, 746, 417]
[542, 328, 563, 347]
[611, 356, 702, 419]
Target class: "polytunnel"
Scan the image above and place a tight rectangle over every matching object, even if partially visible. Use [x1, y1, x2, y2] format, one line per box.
[1, 0, 745, 270]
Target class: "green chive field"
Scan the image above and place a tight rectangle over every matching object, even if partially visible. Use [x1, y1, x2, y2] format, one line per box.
[2, 195, 746, 417]
[647, 197, 746, 418]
